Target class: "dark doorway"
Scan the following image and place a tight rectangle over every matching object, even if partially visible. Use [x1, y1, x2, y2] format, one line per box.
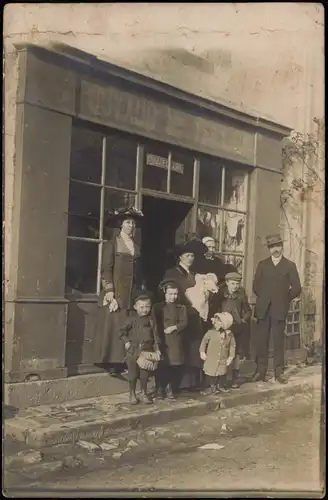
[141, 196, 193, 297]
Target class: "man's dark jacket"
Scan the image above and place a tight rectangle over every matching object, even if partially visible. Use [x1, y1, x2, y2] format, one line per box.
[253, 256, 301, 321]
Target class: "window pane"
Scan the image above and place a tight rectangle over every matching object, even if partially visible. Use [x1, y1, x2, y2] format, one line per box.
[222, 211, 246, 253]
[65, 239, 99, 294]
[103, 189, 136, 216]
[70, 123, 103, 184]
[67, 182, 101, 238]
[170, 149, 194, 197]
[105, 135, 137, 190]
[197, 206, 221, 242]
[224, 168, 247, 211]
[199, 157, 222, 206]
[223, 254, 244, 275]
[143, 142, 169, 192]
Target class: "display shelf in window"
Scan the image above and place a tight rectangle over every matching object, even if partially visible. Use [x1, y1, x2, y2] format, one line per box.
[70, 123, 103, 184]
[65, 239, 99, 294]
[105, 135, 138, 190]
[222, 211, 246, 253]
[222, 254, 244, 275]
[197, 205, 222, 241]
[224, 168, 248, 211]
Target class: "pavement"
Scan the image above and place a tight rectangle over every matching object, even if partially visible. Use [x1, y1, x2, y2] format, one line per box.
[4, 364, 322, 451]
[3, 368, 324, 497]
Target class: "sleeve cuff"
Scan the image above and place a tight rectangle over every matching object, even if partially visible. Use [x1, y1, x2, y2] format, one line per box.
[102, 279, 114, 292]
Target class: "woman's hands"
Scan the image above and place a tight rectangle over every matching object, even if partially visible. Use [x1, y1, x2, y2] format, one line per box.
[164, 325, 178, 335]
[103, 291, 119, 312]
[200, 351, 207, 361]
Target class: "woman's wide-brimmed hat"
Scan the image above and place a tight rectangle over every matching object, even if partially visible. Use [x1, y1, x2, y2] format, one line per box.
[265, 233, 284, 247]
[175, 239, 206, 258]
[106, 206, 144, 227]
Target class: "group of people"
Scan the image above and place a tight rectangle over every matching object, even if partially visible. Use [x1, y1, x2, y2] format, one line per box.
[95, 207, 302, 405]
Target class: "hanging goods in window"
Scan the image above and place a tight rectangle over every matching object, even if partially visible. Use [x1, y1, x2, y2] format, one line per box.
[225, 212, 244, 249]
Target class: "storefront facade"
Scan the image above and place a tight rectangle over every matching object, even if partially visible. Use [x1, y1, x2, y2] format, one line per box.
[5, 44, 291, 384]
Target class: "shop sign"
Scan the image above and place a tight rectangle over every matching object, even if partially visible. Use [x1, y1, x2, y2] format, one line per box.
[146, 153, 184, 174]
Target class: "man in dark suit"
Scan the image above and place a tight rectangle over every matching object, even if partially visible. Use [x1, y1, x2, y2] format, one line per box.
[252, 234, 301, 384]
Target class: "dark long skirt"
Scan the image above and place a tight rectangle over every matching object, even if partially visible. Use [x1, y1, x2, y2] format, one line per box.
[94, 306, 127, 368]
[180, 310, 204, 390]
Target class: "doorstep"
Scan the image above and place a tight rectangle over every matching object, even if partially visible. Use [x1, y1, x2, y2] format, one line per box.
[4, 364, 322, 449]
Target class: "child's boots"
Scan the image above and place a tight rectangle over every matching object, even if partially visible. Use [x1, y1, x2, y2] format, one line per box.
[129, 381, 139, 405]
[166, 383, 176, 400]
[232, 369, 241, 389]
[139, 391, 153, 404]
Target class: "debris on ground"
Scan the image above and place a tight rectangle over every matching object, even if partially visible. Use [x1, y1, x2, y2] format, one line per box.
[99, 442, 117, 451]
[127, 440, 139, 447]
[77, 440, 99, 452]
[198, 443, 225, 450]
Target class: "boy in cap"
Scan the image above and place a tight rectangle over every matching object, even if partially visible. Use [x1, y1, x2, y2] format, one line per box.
[217, 271, 251, 388]
[199, 312, 236, 394]
[154, 279, 188, 399]
[119, 291, 161, 405]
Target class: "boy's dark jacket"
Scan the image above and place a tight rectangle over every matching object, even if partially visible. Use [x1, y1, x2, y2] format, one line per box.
[119, 309, 160, 357]
[217, 285, 251, 325]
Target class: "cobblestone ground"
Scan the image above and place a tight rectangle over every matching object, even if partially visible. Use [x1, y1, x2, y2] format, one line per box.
[4, 388, 324, 496]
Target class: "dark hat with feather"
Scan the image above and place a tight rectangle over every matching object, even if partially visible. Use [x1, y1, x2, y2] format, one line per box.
[106, 206, 144, 227]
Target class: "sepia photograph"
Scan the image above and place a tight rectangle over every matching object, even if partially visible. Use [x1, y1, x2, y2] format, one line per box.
[3, 3, 325, 498]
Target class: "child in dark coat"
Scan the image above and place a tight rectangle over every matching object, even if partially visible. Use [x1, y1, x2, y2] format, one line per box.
[154, 279, 188, 399]
[217, 272, 251, 388]
[119, 292, 161, 405]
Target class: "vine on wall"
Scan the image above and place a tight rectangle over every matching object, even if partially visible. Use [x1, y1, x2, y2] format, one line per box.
[281, 116, 325, 348]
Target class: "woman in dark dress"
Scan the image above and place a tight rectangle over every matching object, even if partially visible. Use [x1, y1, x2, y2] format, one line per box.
[95, 207, 146, 376]
[163, 241, 205, 391]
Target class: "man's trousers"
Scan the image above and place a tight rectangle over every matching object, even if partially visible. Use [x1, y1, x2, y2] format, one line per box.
[256, 309, 286, 379]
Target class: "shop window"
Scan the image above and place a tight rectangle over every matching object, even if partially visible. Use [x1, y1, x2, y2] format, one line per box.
[199, 157, 222, 206]
[224, 168, 247, 211]
[105, 135, 137, 190]
[170, 149, 194, 197]
[143, 142, 170, 192]
[197, 206, 222, 241]
[66, 121, 138, 296]
[67, 182, 101, 239]
[65, 239, 99, 294]
[222, 212, 246, 253]
[70, 124, 102, 184]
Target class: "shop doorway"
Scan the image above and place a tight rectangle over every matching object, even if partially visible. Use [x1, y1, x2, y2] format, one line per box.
[141, 195, 193, 297]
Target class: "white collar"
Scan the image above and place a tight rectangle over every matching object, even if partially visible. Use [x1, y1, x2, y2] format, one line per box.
[179, 262, 191, 274]
[271, 255, 283, 265]
[120, 231, 133, 241]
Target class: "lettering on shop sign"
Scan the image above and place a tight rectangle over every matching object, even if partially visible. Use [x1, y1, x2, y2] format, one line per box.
[79, 79, 255, 164]
[146, 153, 184, 174]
